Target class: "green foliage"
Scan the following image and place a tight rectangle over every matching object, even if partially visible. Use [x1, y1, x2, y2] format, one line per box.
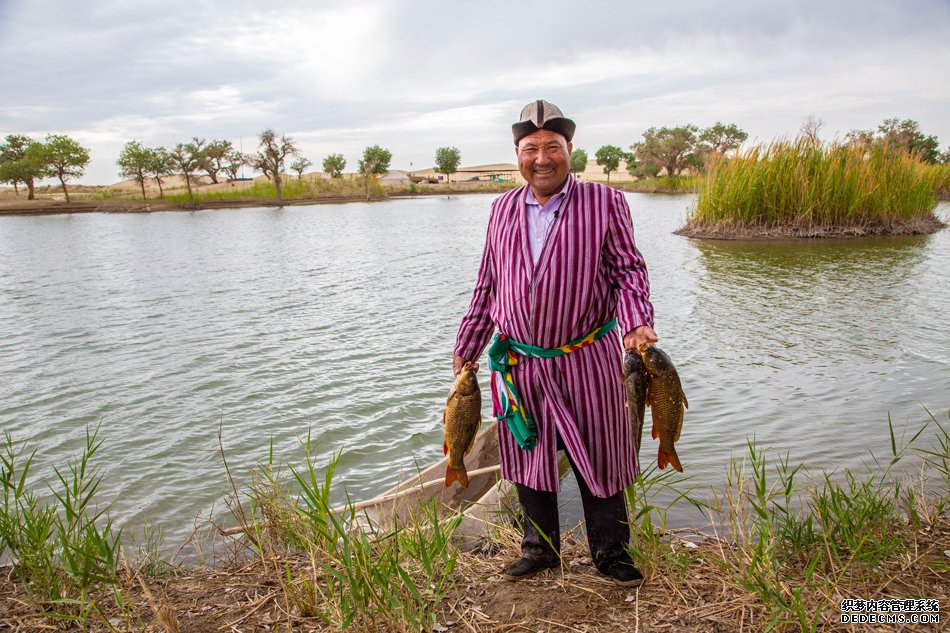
[594, 144, 629, 182]
[0, 134, 46, 199]
[290, 156, 312, 179]
[569, 148, 588, 174]
[147, 146, 175, 198]
[194, 139, 236, 183]
[358, 144, 392, 177]
[710, 414, 947, 632]
[631, 125, 702, 178]
[236, 433, 461, 631]
[169, 140, 202, 201]
[699, 121, 748, 155]
[690, 139, 939, 230]
[249, 129, 299, 204]
[0, 426, 126, 622]
[322, 153, 347, 178]
[116, 141, 154, 200]
[624, 465, 706, 581]
[434, 146, 461, 180]
[358, 145, 393, 198]
[847, 117, 941, 164]
[41, 134, 91, 203]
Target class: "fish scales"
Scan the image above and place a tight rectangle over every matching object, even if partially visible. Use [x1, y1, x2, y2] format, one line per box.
[639, 344, 687, 473]
[443, 363, 482, 488]
[622, 351, 648, 458]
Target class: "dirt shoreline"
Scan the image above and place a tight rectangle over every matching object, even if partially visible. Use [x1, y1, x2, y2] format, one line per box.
[2, 519, 946, 632]
[675, 214, 948, 239]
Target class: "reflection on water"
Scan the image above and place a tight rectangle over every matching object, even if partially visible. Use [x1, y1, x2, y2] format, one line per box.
[0, 196, 947, 545]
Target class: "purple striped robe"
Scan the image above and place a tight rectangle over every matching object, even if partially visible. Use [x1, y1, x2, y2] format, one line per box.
[454, 175, 654, 497]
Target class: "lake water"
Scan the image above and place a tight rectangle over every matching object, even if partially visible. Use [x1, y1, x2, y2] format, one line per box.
[1, 194, 948, 550]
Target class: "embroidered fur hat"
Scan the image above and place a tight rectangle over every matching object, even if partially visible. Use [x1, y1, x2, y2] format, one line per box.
[512, 100, 576, 145]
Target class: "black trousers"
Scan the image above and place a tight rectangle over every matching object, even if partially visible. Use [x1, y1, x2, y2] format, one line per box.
[514, 438, 634, 573]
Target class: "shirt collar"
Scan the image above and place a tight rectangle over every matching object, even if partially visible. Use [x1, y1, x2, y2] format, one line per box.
[525, 176, 571, 207]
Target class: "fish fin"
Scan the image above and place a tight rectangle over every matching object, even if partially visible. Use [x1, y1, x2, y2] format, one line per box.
[443, 441, 448, 456]
[645, 386, 652, 408]
[447, 385, 457, 402]
[674, 417, 683, 443]
[682, 391, 689, 409]
[445, 465, 469, 488]
[657, 448, 683, 473]
[651, 423, 658, 440]
[667, 451, 684, 473]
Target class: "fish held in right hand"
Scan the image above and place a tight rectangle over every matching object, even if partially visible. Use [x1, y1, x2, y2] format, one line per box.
[443, 362, 481, 488]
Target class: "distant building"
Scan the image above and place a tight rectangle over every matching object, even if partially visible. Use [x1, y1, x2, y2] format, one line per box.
[412, 163, 523, 184]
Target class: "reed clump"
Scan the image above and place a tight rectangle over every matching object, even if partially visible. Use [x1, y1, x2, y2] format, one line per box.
[0, 425, 129, 626]
[707, 410, 949, 631]
[679, 139, 945, 238]
[230, 432, 462, 632]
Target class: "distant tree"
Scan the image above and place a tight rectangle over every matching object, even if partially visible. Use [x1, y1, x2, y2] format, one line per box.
[434, 146, 461, 183]
[699, 122, 748, 156]
[148, 147, 174, 198]
[169, 142, 201, 201]
[117, 140, 154, 200]
[570, 148, 588, 175]
[290, 157, 312, 180]
[941, 147, 950, 165]
[42, 134, 90, 203]
[221, 149, 246, 181]
[249, 129, 299, 205]
[594, 145, 627, 183]
[631, 125, 702, 178]
[197, 139, 235, 184]
[847, 118, 941, 163]
[358, 145, 392, 198]
[800, 115, 824, 146]
[0, 134, 45, 199]
[322, 153, 346, 178]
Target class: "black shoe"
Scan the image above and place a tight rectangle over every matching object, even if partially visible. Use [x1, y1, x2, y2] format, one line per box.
[502, 556, 559, 581]
[603, 560, 644, 587]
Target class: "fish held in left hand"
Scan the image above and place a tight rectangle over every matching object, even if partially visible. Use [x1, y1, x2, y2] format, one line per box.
[443, 362, 482, 488]
[622, 350, 649, 459]
[638, 343, 688, 473]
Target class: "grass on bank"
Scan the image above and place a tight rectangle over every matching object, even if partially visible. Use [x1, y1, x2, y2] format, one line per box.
[613, 175, 703, 193]
[681, 139, 944, 237]
[2, 410, 948, 631]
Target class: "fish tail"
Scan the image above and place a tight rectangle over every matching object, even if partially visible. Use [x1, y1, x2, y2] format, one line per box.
[445, 465, 470, 488]
[658, 447, 684, 473]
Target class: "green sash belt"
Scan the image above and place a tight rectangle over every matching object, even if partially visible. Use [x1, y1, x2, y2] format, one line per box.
[487, 318, 618, 450]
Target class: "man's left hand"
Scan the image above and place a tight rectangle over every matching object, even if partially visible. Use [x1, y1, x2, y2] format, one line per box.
[623, 325, 658, 352]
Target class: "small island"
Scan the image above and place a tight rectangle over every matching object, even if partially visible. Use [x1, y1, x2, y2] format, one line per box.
[677, 122, 949, 239]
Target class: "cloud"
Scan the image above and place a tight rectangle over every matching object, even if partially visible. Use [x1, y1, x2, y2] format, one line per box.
[2, 0, 948, 184]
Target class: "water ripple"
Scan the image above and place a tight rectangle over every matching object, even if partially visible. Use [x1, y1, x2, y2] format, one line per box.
[0, 197, 947, 546]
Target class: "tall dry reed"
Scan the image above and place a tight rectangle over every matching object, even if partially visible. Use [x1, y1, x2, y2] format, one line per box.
[688, 139, 940, 233]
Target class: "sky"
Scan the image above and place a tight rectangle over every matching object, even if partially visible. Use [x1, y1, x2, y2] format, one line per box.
[1, 0, 949, 185]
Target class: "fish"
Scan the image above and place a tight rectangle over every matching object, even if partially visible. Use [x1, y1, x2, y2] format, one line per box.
[443, 362, 482, 488]
[622, 350, 649, 459]
[638, 343, 688, 473]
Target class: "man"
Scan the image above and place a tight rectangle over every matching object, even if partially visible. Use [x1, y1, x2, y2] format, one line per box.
[453, 100, 657, 586]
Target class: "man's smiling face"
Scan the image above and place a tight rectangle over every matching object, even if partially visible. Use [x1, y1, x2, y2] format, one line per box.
[516, 129, 572, 202]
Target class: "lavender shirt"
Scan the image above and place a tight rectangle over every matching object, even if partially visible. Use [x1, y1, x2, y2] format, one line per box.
[525, 179, 570, 265]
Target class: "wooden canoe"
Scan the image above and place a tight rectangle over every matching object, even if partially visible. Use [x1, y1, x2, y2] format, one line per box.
[351, 420, 570, 552]
[352, 420, 504, 530]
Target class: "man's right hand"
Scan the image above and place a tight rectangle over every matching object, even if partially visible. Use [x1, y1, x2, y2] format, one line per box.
[453, 355, 479, 376]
